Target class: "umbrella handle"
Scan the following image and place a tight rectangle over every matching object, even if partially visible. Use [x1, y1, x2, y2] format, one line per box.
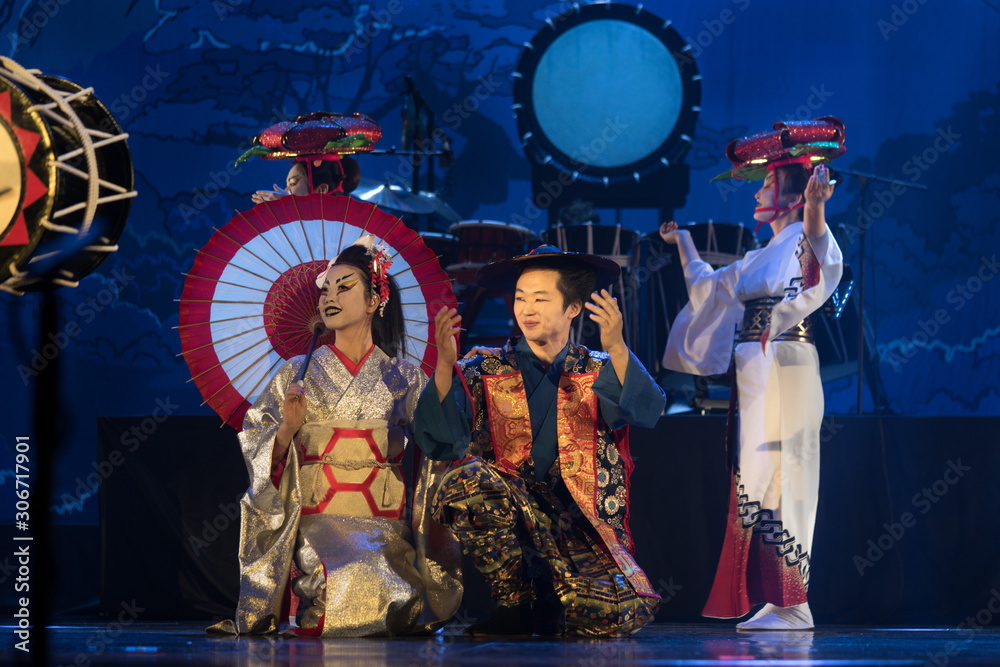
[296, 325, 325, 384]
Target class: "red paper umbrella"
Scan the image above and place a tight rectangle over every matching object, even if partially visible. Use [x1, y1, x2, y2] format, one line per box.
[178, 193, 456, 430]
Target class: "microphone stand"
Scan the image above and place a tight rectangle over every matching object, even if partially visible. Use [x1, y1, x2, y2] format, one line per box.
[835, 167, 927, 415]
[401, 76, 436, 229]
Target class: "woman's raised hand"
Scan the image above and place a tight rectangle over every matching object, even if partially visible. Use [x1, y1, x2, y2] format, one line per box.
[805, 164, 835, 205]
[251, 184, 288, 205]
[659, 221, 687, 244]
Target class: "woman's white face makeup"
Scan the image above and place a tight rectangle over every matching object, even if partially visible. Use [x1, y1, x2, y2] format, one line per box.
[318, 264, 373, 331]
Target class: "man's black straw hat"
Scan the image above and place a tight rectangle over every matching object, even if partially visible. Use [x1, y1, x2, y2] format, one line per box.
[476, 245, 620, 294]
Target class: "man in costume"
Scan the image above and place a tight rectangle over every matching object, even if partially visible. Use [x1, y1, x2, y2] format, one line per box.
[414, 246, 666, 637]
[660, 117, 845, 630]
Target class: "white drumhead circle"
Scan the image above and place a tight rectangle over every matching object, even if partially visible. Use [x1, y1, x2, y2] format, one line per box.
[532, 19, 683, 169]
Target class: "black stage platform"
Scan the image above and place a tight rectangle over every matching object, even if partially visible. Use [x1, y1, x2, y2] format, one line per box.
[5, 621, 1000, 665]
[3, 416, 997, 663]
[83, 415, 999, 627]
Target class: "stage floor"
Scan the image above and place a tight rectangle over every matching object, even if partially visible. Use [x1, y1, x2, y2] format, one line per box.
[8, 622, 1000, 665]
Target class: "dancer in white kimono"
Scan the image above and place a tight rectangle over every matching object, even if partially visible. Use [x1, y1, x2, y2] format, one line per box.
[210, 238, 461, 637]
[661, 117, 846, 630]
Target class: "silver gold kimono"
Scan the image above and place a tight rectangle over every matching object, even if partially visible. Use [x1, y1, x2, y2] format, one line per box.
[210, 345, 462, 637]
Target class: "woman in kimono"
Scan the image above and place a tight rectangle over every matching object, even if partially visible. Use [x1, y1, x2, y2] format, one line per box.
[660, 118, 846, 630]
[212, 238, 461, 637]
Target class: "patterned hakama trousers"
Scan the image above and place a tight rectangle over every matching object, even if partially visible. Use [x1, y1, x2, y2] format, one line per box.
[433, 457, 657, 637]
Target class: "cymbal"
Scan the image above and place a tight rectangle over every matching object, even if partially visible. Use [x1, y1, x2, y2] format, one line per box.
[353, 179, 459, 221]
[416, 191, 461, 222]
[353, 180, 436, 214]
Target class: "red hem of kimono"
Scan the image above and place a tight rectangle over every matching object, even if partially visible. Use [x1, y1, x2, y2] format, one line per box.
[701, 475, 809, 618]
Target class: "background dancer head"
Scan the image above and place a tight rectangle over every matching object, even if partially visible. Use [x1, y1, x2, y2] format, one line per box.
[752, 157, 816, 237]
[285, 156, 361, 195]
[252, 155, 362, 204]
[241, 111, 380, 203]
[715, 116, 846, 236]
[662, 117, 844, 246]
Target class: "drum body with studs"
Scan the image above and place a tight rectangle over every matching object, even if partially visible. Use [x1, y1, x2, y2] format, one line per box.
[541, 223, 638, 268]
[419, 231, 459, 270]
[446, 220, 537, 282]
[0, 57, 134, 295]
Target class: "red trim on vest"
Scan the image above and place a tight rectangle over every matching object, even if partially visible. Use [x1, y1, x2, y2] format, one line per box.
[557, 372, 600, 518]
[482, 372, 533, 471]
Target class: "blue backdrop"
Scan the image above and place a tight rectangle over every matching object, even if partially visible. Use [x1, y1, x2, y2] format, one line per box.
[0, 0, 997, 525]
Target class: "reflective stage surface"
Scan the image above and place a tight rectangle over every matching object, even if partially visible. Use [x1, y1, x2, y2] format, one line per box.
[6, 622, 1000, 666]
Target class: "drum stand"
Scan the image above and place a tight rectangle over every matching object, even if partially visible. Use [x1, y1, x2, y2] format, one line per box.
[366, 76, 453, 232]
[839, 167, 926, 414]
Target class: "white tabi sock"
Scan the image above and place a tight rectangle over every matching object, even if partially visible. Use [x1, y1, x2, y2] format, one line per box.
[736, 602, 814, 631]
